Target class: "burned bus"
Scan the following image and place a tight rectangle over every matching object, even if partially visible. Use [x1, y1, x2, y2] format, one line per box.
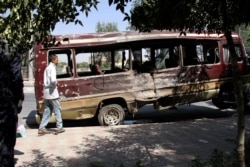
[34, 30, 250, 126]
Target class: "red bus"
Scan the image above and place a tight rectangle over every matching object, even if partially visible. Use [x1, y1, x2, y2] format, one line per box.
[34, 30, 250, 126]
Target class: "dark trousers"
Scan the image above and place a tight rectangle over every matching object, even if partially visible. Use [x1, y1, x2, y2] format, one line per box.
[0, 103, 18, 167]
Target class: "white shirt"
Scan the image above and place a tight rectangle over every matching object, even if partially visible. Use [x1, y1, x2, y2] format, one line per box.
[43, 62, 59, 99]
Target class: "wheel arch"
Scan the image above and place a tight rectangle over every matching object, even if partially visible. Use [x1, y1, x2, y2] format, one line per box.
[97, 97, 128, 113]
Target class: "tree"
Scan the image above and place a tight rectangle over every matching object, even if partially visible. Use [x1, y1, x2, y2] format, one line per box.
[96, 21, 119, 32]
[238, 26, 250, 47]
[0, 0, 99, 54]
[113, 0, 250, 166]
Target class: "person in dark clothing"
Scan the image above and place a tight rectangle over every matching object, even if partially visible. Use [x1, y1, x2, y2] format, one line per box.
[0, 42, 24, 167]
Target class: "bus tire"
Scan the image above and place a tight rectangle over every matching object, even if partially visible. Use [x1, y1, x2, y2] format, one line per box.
[98, 104, 125, 126]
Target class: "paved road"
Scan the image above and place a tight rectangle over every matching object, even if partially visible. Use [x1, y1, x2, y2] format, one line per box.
[15, 81, 250, 167]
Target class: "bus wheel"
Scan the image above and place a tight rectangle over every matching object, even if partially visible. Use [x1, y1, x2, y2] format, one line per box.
[98, 104, 125, 126]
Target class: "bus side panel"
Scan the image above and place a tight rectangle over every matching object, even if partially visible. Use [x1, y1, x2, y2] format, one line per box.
[34, 48, 47, 102]
[153, 63, 225, 108]
[71, 72, 155, 99]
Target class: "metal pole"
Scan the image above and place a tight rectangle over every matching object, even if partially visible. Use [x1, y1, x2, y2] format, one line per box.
[28, 10, 34, 82]
[28, 47, 34, 81]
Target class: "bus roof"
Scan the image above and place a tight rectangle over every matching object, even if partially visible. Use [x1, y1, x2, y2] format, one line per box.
[41, 30, 240, 49]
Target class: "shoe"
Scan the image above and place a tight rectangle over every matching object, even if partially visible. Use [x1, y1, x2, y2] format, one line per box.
[38, 128, 51, 135]
[55, 128, 65, 134]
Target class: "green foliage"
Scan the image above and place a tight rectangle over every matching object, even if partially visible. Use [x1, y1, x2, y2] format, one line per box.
[114, 51, 122, 62]
[238, 26, 250, 47]
[108, 0, 131, 13]
[130, 0, 197, 32]
[77, 62, 89, 68]
[0, 0, 134, 54]
[128, 0, 250, 33]
[96, 21, 119, 32]
[0, 0, 99, 53]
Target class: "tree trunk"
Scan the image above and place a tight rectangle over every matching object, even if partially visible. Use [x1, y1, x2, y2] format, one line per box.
[225, 31, 245, 167]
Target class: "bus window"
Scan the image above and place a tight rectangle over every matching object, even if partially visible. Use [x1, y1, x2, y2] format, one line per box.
[183, 44, 200, 66]
[141, 48, 155, 73]
[201, 41, 219, 64]
[154, 46, 179, 69]
[113, 49, 130, 72]
[183, 41, 219, 66]
[223, 45, 243, 63]
[164, 46, 179, 68]
[205, 48, 220, 64]
[196, 44, 204, 62]
[94, 51, 111, 72]
[131, 49, 142, 73]
[155, 48, 168, 69]
[76, 51, 109, 76]
[49, 50, 73, 78]
[132, 48, 155, 73]
[76, 49, 131, 76]
[75, 52, 92, 76]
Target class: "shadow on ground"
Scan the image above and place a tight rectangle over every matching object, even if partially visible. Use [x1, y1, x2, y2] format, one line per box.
[16, 113, 250, 167]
